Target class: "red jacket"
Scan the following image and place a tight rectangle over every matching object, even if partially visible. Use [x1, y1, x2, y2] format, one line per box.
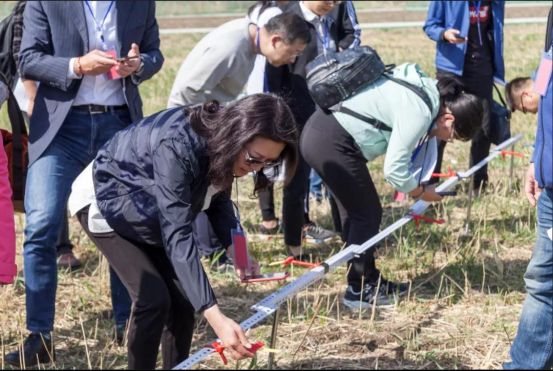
[0, 143, 16, 284]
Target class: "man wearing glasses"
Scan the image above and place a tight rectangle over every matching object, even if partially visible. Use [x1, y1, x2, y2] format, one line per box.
[505, 77, 541, 114]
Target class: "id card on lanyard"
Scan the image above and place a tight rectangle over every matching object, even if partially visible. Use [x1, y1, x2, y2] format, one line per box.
[84, 0, 120, 80]
[534, 47, 552, 96]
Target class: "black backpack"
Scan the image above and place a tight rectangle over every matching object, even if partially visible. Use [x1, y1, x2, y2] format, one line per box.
[0, 2, 23, 89]
[306, 46, 433, 131]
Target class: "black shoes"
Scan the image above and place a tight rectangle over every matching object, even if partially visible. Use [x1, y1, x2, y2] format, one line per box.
[5, 333, 56, 367]
[342, 280, 409, 309]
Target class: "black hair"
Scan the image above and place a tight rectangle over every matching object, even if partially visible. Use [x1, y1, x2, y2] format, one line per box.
[186, 94, 298, 191]
[505, 77, 532, 112]
[437, 76, 483, 141]
[264, 12, 312, 45]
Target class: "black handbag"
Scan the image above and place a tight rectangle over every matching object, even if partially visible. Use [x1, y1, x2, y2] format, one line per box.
[486, 85, 511, 145]
[306, 45, 386, 109]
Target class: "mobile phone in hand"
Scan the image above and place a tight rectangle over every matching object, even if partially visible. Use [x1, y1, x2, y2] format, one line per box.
[453, 33, 466, 40]
[115, 55, 140, 62]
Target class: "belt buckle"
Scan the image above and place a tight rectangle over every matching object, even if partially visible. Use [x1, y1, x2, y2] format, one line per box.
[89, 105, 106, 114]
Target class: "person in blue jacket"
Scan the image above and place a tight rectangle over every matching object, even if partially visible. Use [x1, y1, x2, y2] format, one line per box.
[68, 94, 298, 369]
[423, 0, 505, 191]
[504, 7, 553, 369]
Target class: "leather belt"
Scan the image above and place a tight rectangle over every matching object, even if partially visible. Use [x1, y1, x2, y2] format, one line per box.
[72, 104, 128, 114]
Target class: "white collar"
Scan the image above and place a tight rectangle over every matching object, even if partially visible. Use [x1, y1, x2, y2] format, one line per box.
[299, 1, 320, 24]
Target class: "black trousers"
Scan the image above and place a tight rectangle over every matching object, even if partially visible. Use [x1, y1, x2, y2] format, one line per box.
[78, 207, 195, 370]
[301, 109, 382, 287]
[258, 184, 276, 222]
[434, 67, 493, 188]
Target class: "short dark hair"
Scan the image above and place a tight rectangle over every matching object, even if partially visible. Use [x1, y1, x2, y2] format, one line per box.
[505, 77, 532, 112]
[187, 94, 298, 191]
[264, 12, 311, 45]
[437, 75, 483, 141]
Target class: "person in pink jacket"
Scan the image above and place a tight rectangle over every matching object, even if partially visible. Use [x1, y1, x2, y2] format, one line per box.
[0, 81, 16, 285]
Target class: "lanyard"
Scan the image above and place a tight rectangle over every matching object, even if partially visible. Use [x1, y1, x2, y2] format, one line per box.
[84, 0, 115, 44]
[317, 17, 330, 50]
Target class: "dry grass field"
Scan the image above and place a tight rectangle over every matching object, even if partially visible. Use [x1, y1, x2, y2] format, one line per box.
[0, 9, 548, 371]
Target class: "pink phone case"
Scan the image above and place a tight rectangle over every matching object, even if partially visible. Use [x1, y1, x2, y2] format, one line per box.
[105, 50, 121, 80]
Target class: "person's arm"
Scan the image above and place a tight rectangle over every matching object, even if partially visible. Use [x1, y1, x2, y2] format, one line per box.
[19, 2, 117, 90]
[422, 1, 447, 42]
[129, 1, 164, 85]
[168, 46, 240, 107]
[337, 1, 361, 50]
[383, 93, 435, 194]
[18, 1, 73, 90]
[152, 138, 217, 313]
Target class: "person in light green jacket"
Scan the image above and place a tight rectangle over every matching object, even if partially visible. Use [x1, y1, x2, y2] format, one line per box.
[301, 69, 482, 309]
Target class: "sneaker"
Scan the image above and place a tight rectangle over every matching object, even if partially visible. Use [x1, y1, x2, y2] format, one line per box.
[5, 333, 56, 367]
[57, 251, 82, 270]
[303, 223, 336, 243]
[209, 251, 235, 274]
[342, 280, 409, 309]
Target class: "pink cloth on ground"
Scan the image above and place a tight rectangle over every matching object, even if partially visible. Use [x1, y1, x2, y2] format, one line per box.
[0, 144, 16, 284]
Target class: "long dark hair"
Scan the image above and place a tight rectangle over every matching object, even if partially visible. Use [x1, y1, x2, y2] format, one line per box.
[437, 76, 483, 141]
[187, 94, 298, 191]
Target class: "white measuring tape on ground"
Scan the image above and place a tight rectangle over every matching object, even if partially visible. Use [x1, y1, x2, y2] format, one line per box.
[174, 133, 523, 370]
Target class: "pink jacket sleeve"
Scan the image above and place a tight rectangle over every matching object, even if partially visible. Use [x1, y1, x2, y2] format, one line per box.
[0, 144, 16, 284]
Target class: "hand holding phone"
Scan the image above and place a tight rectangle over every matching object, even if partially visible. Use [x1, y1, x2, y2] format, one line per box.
[115, 55, 140, 62]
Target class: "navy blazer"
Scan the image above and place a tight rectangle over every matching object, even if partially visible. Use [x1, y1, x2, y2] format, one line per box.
[19, 1, 164, 165]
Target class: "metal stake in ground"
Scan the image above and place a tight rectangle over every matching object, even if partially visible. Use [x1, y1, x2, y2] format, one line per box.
[267, 306, 281, 369]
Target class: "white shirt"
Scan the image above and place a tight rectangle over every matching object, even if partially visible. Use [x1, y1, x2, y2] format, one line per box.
[68, 1, 126, 106]
[299, 1, 336, 52]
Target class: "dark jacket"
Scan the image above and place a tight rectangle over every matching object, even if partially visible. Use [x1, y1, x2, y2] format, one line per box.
[19, 1, 164, 165]
[423, 0, 505, 84]
[93, 107, 237, 312]
[533, 7, 553, 190]
[267, 1, 358, 128]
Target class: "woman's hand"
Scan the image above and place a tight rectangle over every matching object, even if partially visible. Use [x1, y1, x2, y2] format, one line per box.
[443, 28, 466, 44]
[408, 185, 443, 202]
[203, 305, 254, 361]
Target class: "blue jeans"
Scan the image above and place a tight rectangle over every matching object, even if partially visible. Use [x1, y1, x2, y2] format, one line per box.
[504, 188, 553, 369]
[24, 109, 132, 333]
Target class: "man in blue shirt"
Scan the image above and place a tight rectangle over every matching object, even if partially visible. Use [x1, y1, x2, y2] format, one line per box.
[504, 7, 553, 370]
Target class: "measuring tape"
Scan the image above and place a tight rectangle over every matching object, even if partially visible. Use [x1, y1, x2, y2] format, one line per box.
[173, 134, 523, 370]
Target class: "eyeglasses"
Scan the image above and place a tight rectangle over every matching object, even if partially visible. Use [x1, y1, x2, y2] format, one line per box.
[245, 149, 282, 169]
[520, 92, 527, 114]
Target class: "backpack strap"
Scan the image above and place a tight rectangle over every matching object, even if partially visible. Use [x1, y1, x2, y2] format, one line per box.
[382, 73, 433, 115]
[336, 106, 392, 132]
[493, 83, 508, 108]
